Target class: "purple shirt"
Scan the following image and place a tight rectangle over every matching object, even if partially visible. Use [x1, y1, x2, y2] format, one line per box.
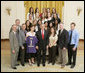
[26, 36, 38, 53]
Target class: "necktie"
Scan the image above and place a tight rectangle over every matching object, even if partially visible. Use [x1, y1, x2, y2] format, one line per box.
[69, 30, 73, 44]
[42, 30, 44, 40]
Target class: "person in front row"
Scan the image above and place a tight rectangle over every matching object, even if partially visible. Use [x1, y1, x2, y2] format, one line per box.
[57, 22, 69, 68]
[26, 25, 38, 66]
[36, 24, 49, 67]
[19, 23, 27, 66]
[9, 24, 19, 69]
[48, 27, 58, 65]
[66, 22, 79, 68]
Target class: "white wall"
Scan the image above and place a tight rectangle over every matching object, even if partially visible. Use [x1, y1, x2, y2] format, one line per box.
[1, 1, 84, 39]
[1, 1, 25, 39]
[64, 1, 84, 39]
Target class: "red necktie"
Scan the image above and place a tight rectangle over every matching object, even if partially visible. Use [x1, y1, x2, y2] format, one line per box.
[42, 30, 44, 40]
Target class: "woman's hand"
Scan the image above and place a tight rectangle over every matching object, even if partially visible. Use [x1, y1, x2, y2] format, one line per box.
[49, 43, 52, 48]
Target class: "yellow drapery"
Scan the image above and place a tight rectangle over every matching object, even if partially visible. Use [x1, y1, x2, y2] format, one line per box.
[24, 1, 64, 21]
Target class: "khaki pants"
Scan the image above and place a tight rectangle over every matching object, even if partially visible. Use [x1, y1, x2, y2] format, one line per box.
[58, 48, 67, 66]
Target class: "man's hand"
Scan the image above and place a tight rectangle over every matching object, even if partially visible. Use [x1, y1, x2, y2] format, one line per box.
[73, 48, 76, 51]
[12, 50, 15, 54]
[22, 46, 24, 50]
[63, 47, 66, 50]
[36, 46, 38, 50]
[46, 45, 49, 49]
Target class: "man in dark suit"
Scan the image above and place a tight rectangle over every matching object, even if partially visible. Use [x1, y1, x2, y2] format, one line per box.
[36, 24, 49, 67]
[19, 23, 27, 66]
[57, 22, 69, 68]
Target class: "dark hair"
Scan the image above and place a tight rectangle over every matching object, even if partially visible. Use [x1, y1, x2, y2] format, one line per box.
[71, 22, 76, 26]
[52, 8, 56, 13]
[49, 21, 53, 26]
[50, 27, 56, 37]
[44, 21, 48, 24]
[47, 8, 50, 11]
[35, 7, 39, 13]
[29, 7, 34, 14]
[29, 24, 35, 31]
[25, 20, 29, 25]
[22, 23, 25, 26]
[15, 19, 20, 22]
[37, 19, 41, 24]
[25, 20, 31, 31]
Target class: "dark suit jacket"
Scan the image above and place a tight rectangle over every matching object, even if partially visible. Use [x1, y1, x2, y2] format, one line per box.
[36, 29, 49, 49]
[57, 29, 69, 49]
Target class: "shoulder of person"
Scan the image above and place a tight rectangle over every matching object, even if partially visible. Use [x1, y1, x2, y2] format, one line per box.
[55, 34, 58, 37]
[19, 29, 23, 33]
[69, 30, 71, 32]
[9, 31, 14, 36]
[9, 31, 13, 34]
[26, 32, 30, 37]
[34, 32, 36, 35]
[64, 29, 68, 32]
[27, 13, 30, 15]
[25, 30, 28, 33]
[74, 29, 79, 35]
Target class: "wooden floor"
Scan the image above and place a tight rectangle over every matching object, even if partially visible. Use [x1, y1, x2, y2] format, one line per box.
[1, 39, 84, 72]
[1, 39, 84, 50]
[1, 49, 84, 72]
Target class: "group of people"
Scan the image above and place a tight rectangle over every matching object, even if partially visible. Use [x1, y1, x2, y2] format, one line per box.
[9, 7, 79, 70]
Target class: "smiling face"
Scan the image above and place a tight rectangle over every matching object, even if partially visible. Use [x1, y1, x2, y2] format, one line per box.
[48, 12, 51, 18]
[31, 26, 35, 32]
[22, 24, 26, 30]
[49, 22, 53, 27]
[29, 14, 32, 19]
[47, 8, 50, 13]
[59, 23, 63, 30]
[12, 24, 17, 32]
[36, 13, 39, 18]
[15, 19, 20, 26]
[52, 8, 56, 13]
[26, 21, 30, 26]
[45, 22, 48, 27]
[51, 27, 54, 33]
[41, 24, 45, 30]
[53, 13, 57, 18]
[70, 23, 75, 30]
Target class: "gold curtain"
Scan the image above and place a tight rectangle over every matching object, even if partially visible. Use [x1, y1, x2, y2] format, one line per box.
[24, 1, 64, 21]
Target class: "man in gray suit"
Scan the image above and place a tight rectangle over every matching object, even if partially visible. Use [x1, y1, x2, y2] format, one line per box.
[9, 24, 19, 69]
[19, 23, 27, 66]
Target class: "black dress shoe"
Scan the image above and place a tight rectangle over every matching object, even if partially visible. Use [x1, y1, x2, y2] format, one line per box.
[52, 62, 55, 65]
[21, 64, 25, 66]
[43, 64, 45, 67]
[70, 64, 75, 68]
[12, 67, 17, 69]
[15, 64, 20, 66]
[66, 63, 71, 66]
[61, 65, 65, 68]
[48, 61, 51, 64]
[37, 64, 40, 67]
